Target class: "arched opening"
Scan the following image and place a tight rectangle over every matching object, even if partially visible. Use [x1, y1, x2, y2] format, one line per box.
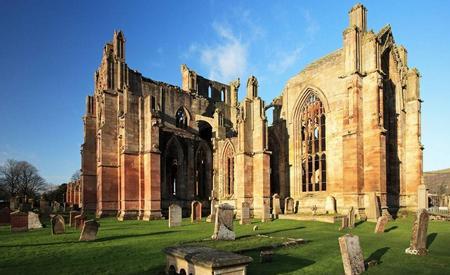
[298, 93, 326, 192]
[222, 142, 235, 197]
[175, 107, 189, 128]
[198, 121, 213, 141]
[269, 132, 280, 195]
[195, 142, 212, 199]
[208, 85, 212, 98]
[164, 137, 184, 198]
[221, 88, 225, 102]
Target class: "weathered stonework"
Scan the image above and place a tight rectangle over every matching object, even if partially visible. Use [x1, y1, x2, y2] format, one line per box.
[75, 4, 422, 220]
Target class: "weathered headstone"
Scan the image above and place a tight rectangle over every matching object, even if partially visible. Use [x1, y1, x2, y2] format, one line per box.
[338, 234, 365, 275]
[28, 211, 42, 229]
[74, 214, 86, 230]
[79, 220, 100, 241]
[168, 204, 182, 228]
[240, 202, 251, 225]
[69, 210, 80, 227]
[374, 216, 389, 233]
[212, 203, 235, 240]
[284, 197, 294, 214]
[366, 192, 380, 221]
[51, 215, 65, 234]
[10, 211, 28, 232]
[417, 185, 428, 210]
[325, 195, 337, 214]
[0, 207, 11, 225]
[348, 206, 355, 228]
[405, 208, 429, 256]
[52, 201, 61, 213]
[339, 216, 349, 231]
[9, 197, 19, 211]
[39, 198, 50, 213]
[271, 194, 281, 218]
[191, 201, 202, 223]
[206, 198, 218, 223]
[262, 199, 271, 222]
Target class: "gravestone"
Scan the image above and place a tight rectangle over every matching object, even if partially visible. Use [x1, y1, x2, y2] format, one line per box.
[10, 211, 28, 232]
[28, 211, 42, 229]
[405, 208, 429, 256]
[348, 207, 356, 228]
[339, 216, 349, 231]
[262, 199, 271, 222]
[240, 202, 251, 225]
[366, 192, 380, 221]
[39, 199, 50, 213]
[51, 215, 65, 234]
[325, 196, 337, 214]
[212, 203, 235, 240]
[191, 201, 202, 223]
[272, 194, 281, 218]
[284, 197, 294, 214]
[417, 185, 428, 209]
[74, 214, 86, 230]
[69, 210, 80, 227]
[338, 234, 365, 275]
[168, 204, 182, 228]
[9, 197, 19, 211]
[79, 220, 100, 241]
[374, 216, 389, 233]
[0, 207, 11, 225]
[52, 201, 61, 213]
[207, 198, 218, 223]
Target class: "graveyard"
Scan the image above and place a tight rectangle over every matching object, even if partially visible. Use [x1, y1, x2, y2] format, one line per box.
[0, 214, 449, 274]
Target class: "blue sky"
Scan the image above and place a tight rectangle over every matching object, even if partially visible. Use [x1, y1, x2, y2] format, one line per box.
[0, 0, 449, 184]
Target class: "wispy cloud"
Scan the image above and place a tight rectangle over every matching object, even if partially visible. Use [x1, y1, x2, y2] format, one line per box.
[303, 10, 319, 40]
[198, 22, 248, 82]
[268, 46, 303, 74]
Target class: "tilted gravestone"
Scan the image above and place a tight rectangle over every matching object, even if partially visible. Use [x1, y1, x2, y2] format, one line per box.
[325, 195, 337, 214]
[191, 201, 202, 223]
[339, 216, 349, 231]
[168, 204, 182, 228]
[271, 194, 281, 218]
[348, 207, 356, 229]
[10, 211, 28, 232]
[0, 207, 11, 225]
[69, 210, 80, 227]
[338, 234, 365, 275]
[74, 214, 86, 230]
[366, 192, 380, 221]
[405, 208, 429, 256]
[212, 203, 235, 240]
[284, 197, 294, 214]
[79, 220, 100, 241]
[240, 202, 251, 225]
[374, 216, 389, 233]
[28, 211, 43, 229]
[51, 215, 65, 235]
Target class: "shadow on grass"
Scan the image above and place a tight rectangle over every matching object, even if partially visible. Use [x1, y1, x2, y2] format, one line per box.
[96, 230, 180, 242]
[354, 220, 365, 227]
[365, 247, 390, 264]
[247, 254, 315, 274]
[384, 226, 398, 232]
[427, 233, 438, 249]
[0, 240, 79, 248]
[235, 226, 305, 240]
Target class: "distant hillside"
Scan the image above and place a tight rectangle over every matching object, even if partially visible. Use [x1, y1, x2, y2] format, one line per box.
[424, 168, 450, 195]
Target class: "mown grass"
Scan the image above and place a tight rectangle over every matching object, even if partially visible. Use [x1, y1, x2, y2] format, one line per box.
[0, 214, 449, 274]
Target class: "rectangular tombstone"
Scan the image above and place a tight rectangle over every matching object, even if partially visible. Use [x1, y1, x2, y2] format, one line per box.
[206, 199, 218, 223]
[339, 216, 349, 231]
[374, 216, 388, 233]
[69, 211, 80, 227]
[191, 201, 202, 223]
[79, 220, 100, 241]
[168, 204, 182, 228]
[74, 215, 86, 230]
[348, 207, 355, 228]
[262, 199, 271, 222]
[272, 194, 281, 218]
[10, 211, 28, 232]
[212, 203, 235, 240]
[240, 202, 251, 225]
[417, 185, 428, 209]
[338, 234, 365, 275]
[366, 192, 380, 221]
[405, 208, 429, 256]
[284, 197, 294, 214]
[0, 207, 11, 225]
[51, 215, 65, 235]
[28, 211, 43, 229]
[39, 199, 50, 213]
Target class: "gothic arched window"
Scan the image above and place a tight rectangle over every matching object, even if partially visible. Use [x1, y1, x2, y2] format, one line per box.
[175, 107, 188, 128]
[300, 94, 326, 192]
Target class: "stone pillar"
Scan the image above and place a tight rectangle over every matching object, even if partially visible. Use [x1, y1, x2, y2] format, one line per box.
[417, 184, 428, 210]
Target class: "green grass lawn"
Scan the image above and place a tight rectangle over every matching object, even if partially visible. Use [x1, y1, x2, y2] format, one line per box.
[0, 215, 449, 274]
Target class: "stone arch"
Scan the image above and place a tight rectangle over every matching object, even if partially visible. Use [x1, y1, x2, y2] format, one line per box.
[291, 86, 330, 122]
[163, 136, 185, 199]
[195, 141, 212, 199]
[221, 140, 235, 197]
[175, 106, 192, 128]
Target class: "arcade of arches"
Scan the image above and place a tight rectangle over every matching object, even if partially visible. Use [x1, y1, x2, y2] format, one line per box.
[75, 4, 423, 220]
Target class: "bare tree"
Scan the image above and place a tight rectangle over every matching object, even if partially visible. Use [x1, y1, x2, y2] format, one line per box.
[0, 159, 46, 198]
[71, 170, 81, 182]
